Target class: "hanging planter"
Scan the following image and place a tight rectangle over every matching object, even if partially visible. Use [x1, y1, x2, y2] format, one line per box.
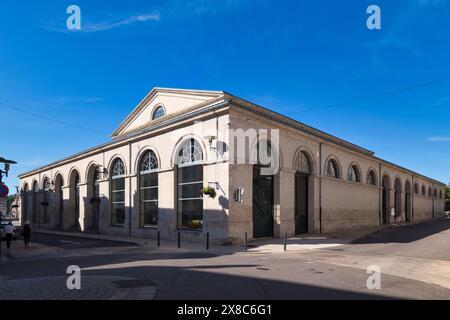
[201, 186, 217, 199]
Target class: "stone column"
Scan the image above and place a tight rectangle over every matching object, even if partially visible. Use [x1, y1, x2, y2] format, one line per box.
[278, 168, 295, 237]
[388, 188, 396, 224]
[400, 191, 406, 223]
[97, 179, 109, 233]
[62, 186, 70, 230]
[78, 183, 87, 231]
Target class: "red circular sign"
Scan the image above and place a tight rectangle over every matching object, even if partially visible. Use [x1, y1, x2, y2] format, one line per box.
[0, 183, 9, 197]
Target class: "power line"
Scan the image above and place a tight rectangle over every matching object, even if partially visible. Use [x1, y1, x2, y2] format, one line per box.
[0, 101, 110, 136]
[284, 75, 450, 115]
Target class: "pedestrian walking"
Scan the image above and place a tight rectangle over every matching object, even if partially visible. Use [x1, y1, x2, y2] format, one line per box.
[4, 222, 15, 249]
[22, 220, 31, 248]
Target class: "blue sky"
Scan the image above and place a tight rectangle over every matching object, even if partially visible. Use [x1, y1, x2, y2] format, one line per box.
[1, 0, 450, 192]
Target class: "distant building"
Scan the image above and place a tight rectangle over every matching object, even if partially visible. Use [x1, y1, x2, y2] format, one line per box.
[17, 88, 446, 243]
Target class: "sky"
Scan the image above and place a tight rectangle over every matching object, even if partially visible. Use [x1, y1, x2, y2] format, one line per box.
[1, 0, 450, 192]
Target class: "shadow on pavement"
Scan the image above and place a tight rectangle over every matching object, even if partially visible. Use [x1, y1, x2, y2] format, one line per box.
[352, 219, 450, 244]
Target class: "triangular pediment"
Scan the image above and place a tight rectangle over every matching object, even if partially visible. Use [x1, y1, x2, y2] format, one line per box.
[111, 87, 225, 137]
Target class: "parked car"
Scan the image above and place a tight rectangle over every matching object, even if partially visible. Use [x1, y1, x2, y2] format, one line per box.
[0, 220, 18, 241]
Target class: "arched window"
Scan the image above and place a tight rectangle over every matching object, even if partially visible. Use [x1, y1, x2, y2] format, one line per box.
[421, 185, 426, 196]
[42, 177, 51, 224]
[434, 188, 438, 198]
[294, 151, 312, 174]
[414, 183, 419, 195]
[428, 186, 432, 197]
[347, 164, 360, 182]
[325, 159, 340, 179]
[139, 150, 159, 227]
[152, 105, 165, 120]
[367, 170, 376, 186]
[110, 158, 126, 225]
[176, 139, 204, 229]
[439, 189, 443, 199]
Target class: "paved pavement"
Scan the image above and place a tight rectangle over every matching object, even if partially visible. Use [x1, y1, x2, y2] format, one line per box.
[0, 218, 449, 299]
[25, 232, 137, 249]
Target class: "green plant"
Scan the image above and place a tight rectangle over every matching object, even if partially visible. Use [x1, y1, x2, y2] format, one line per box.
[202, 186, 217, 199]
[445, 184, 450, 212]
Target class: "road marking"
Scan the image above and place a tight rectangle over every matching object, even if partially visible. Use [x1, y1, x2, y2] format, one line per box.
[58, 240, 81, 245]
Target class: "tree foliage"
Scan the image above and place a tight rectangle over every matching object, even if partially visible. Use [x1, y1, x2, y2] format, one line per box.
[445, 184, 450, 212]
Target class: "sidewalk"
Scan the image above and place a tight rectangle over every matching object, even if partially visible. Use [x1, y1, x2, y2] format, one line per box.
[32, 225, 386, 254]
[0, 224, 395, 263]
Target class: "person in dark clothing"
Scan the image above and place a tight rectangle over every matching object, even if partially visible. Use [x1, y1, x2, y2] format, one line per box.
[4, 222, 15, 249]
[22, 220, 31, 248]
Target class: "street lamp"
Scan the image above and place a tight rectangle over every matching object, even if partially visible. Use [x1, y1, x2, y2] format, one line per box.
[0, 157, 17, 184]
[0, 156, 17, 260]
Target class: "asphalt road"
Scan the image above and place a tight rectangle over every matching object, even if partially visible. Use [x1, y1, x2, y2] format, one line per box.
[0, 219, 449, 300]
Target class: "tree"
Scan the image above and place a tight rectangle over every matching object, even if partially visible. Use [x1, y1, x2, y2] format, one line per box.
[445, 184, 450, 212]
[6, 195, 15, 213]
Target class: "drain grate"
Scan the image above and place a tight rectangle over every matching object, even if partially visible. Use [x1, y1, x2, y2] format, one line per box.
[113, 279, 157, 289]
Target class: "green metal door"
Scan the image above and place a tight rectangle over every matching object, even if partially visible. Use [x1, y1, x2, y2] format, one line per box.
[252, 166, 274, 238]
[295, 173, 308, 234]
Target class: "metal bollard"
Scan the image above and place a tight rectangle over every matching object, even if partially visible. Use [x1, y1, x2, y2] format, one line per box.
[283, 232, 287, 251]
[177, 231, 181, 248]
[244, 232, 248, 251]
[157, 230, 160, 247]
[206, 232, 209, 250]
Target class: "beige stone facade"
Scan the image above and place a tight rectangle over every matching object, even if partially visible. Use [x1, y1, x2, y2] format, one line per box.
[18, 88, 445, 244]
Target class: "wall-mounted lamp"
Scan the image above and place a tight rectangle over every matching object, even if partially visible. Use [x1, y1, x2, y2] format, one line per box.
[203, 135, 217, 151]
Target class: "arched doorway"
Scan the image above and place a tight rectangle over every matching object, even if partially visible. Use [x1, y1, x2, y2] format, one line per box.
[405, 181, 412, 222]
[394, 178, 402, 220]
[69, 170, 80, 231]
[294, 150, 312, 234]
[32, 181, 39, 225]
[252, 140, 275, 238]
[86, 165, 101, 232]
[54, 174, 64, 228]
[382, 174, 391, 224]
[22, 184, 29, 222]
[42, 177, 51, 225]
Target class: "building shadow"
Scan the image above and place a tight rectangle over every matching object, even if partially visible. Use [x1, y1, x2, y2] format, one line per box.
[351, 218, 450, 244]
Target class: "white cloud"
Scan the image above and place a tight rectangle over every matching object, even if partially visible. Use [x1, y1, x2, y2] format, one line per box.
[40, 12, 160, 33]
[427, 136, 450, 142]
[56, 96, 103, 104]
[419, 0, 448, 6]
[435, 96, 450, 106]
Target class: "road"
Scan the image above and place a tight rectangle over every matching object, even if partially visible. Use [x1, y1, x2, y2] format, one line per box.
[0, 219, 449, 299]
